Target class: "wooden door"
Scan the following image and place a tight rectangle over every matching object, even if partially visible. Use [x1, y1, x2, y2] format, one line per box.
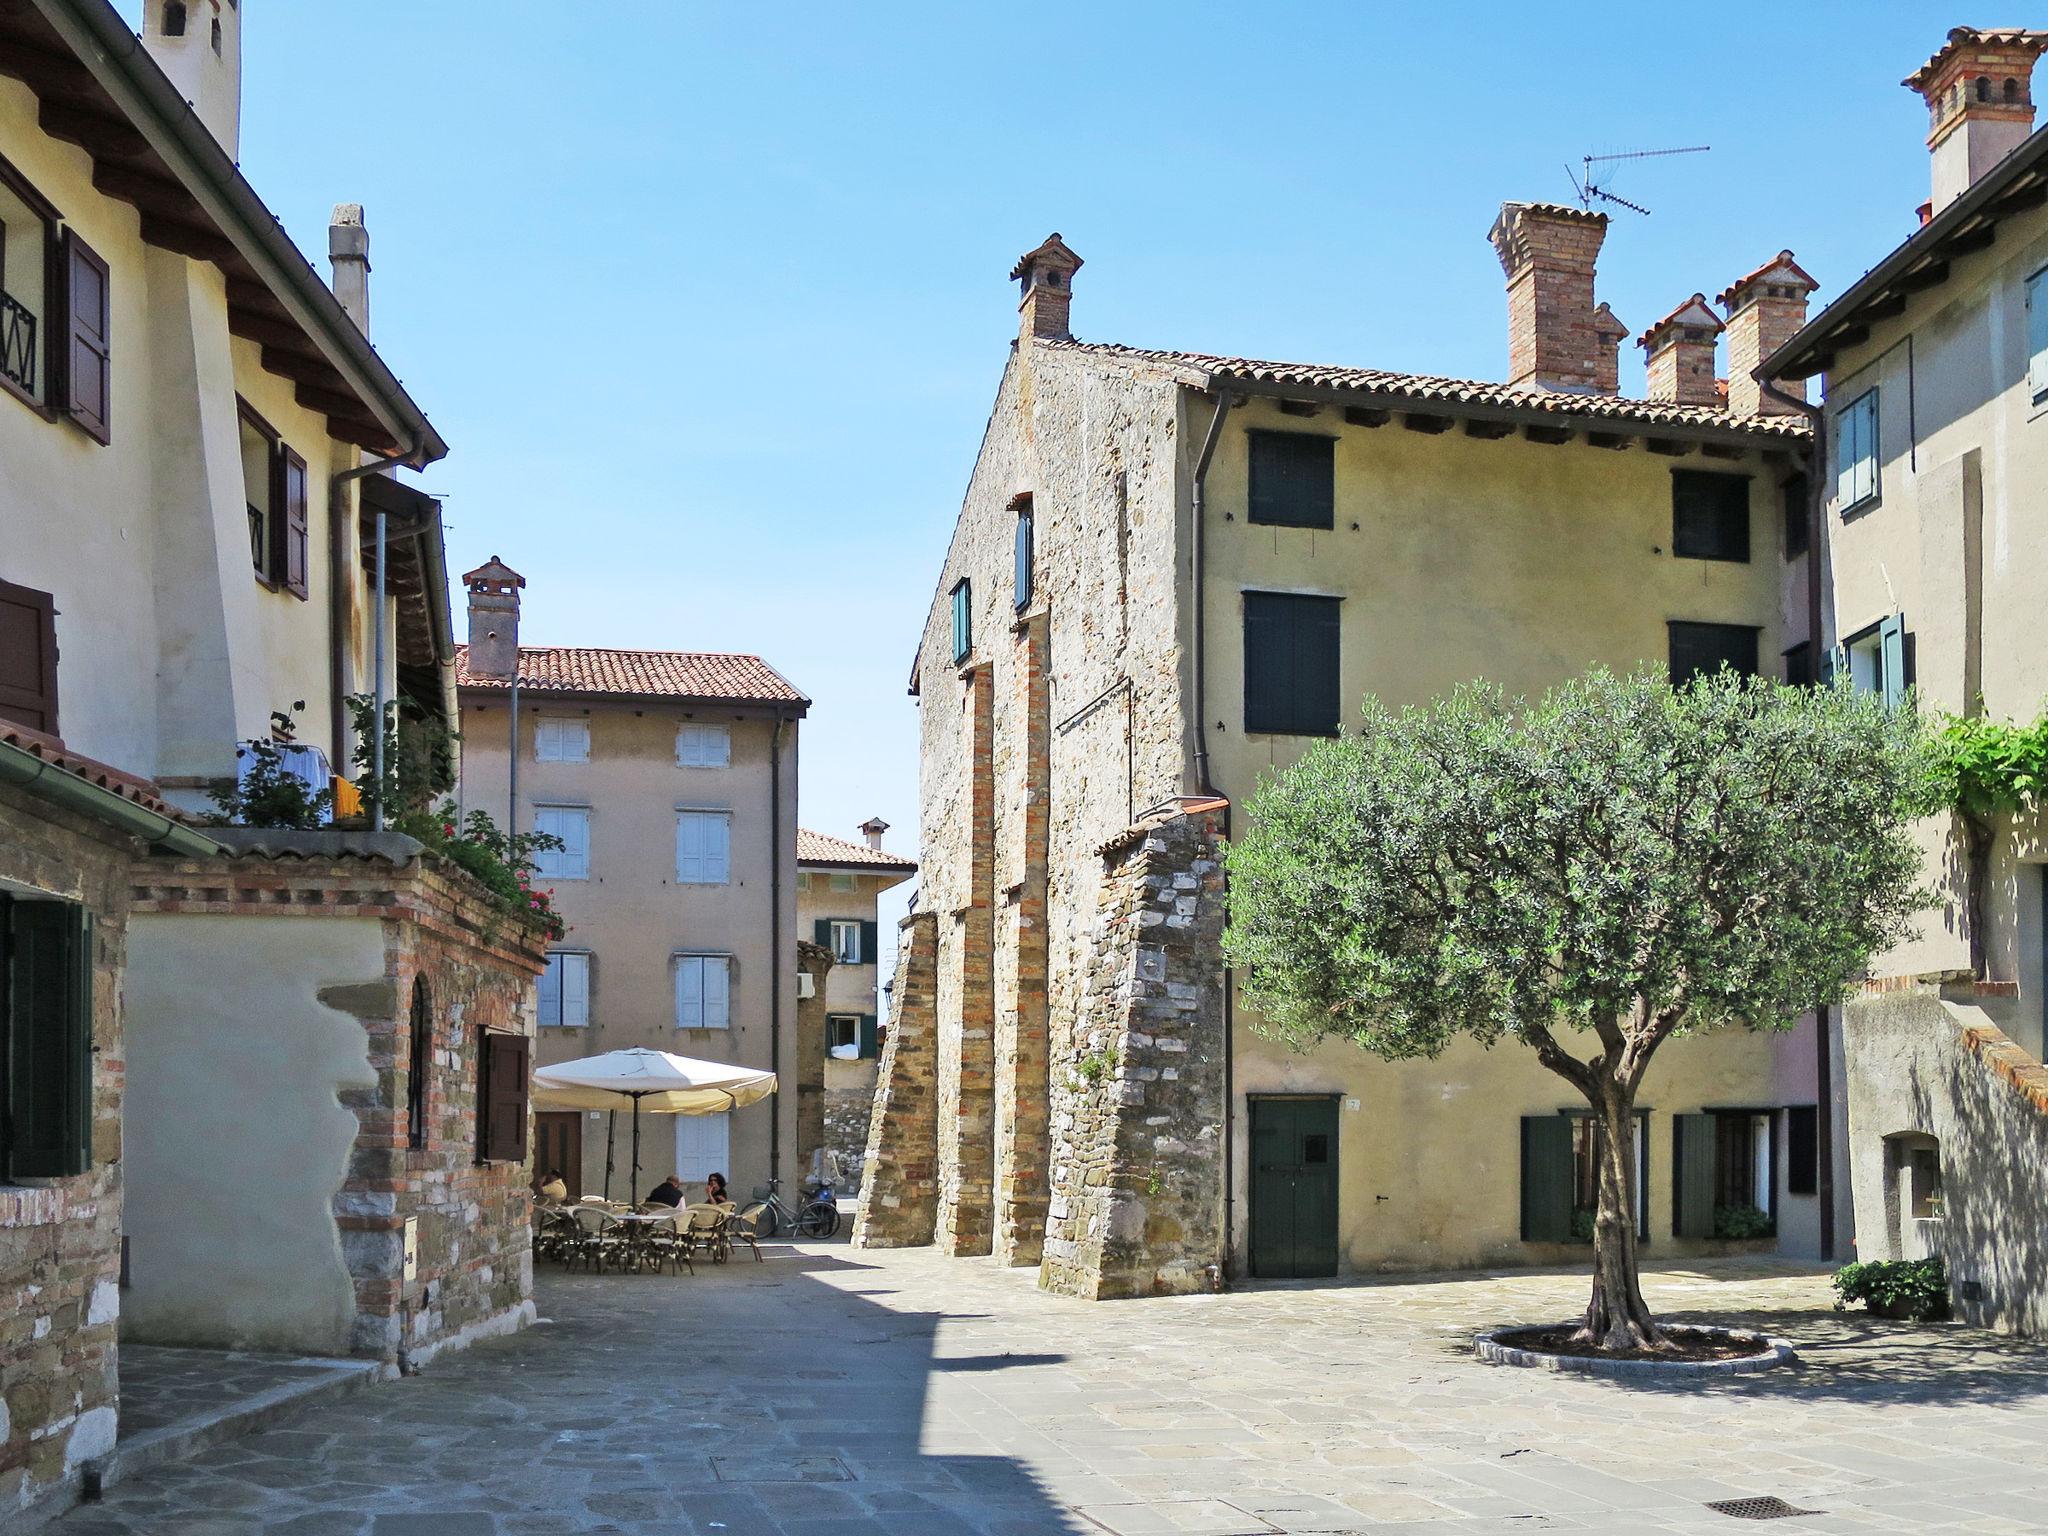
[535, 1111, 582, 1200]
[1249, 1097, 1339, 1279]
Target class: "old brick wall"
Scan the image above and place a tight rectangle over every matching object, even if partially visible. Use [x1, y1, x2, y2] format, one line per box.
[1041, 803, 1227, 1299]
[852, 911, 939, 1246]
[913, 344, 1191, 1265]
[794, 940, 833, 1176]
[0, 785, 136, 1520]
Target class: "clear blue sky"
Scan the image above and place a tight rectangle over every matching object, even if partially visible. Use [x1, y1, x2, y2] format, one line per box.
[146, 2, 1965, 866]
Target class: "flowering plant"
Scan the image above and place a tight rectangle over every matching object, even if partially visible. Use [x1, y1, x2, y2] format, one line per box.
[399, 802, 565, 941]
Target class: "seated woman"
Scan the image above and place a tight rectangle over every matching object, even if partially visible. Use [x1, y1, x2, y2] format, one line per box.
[537, 1169, 569, 1202]
[704, 1171, 731, 1206]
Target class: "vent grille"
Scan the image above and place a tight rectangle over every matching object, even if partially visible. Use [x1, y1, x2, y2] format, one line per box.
[1706, 1496, 1825, 1521]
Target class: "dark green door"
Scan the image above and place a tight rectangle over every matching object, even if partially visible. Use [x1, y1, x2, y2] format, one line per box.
[1249, 1096, 1339, 1279]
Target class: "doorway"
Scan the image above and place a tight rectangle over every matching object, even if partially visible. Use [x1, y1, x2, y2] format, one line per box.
[535, 1111, 583, 1201]
[1249, 1096, 1339, 1279]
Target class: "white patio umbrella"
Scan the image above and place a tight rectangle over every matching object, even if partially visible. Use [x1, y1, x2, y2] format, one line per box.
[532, 1047, 776, 1200]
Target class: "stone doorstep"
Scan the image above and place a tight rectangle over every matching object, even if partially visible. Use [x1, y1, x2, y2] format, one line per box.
[82, 1354, 391, 1500]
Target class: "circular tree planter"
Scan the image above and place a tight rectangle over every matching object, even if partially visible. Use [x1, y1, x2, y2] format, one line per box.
[1473, 1324, 1796, 1379]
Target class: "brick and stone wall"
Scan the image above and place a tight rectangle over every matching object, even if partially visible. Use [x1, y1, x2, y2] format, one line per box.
[852, 912, 939, 1247]
[794, 940, 832, 1177]
[824, 1071, 877, 1189]
[125, 832, 546, 1366]
[0, 784, 138, 1521]
[1041, 802, 1227, 1299]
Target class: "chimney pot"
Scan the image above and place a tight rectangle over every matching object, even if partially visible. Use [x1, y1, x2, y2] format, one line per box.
[1638, 294, 1725, 407]
[462, 556, 526, 683]
[329, 203, 371, 337]
[1716, 252, 1819, 417]
[1905, 27, 2048, 213]
[859, 816, 891, 850]
[1011, 233, 1084, 343]
[1489, 202, 1618, 393]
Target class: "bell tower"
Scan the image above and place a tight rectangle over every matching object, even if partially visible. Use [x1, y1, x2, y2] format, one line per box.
[142, 0, 244, 159]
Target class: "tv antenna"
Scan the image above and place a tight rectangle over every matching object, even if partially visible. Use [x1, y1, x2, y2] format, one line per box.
[1566, 145, 1710, 216]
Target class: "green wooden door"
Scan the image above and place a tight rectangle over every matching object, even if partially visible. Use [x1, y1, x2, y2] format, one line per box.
[1249, 1097, 1339, 1279]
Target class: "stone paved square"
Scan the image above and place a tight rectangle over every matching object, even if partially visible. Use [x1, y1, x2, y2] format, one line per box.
[49, 1246, 2048, 1534]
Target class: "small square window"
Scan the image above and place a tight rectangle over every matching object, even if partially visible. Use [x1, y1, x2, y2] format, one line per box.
[533, 805, 590, 880]
[1247, 430, 1335, 529]
[535, 717, 590, 763]
[1671, 470, 1751, 562]
[1667, 621, 1759, 686]
[677, 724, 730, 767]
[830, 919, 861, 965]
[676, 954, 731, 1028]
[676, 811, 731, 884]
[829, 871, 856, 893]
[827, 1014, 860, 1057]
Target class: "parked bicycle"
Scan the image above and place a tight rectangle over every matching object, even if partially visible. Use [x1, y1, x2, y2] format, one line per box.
[738, 1177, 839, 1239]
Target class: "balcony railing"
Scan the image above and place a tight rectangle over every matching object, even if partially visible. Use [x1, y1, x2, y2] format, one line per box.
[1, 291, 36, 397]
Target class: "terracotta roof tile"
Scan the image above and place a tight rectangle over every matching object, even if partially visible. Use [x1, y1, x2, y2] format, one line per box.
[1904, 27, 2048, 90]
[798, 828, 917, 873]
[0, 722, 183, 819]
[456, 645, 808, 709]
[1039, 340, 1811, 439]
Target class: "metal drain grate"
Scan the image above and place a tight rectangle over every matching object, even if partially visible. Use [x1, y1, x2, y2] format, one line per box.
[1706, 1496, 1825, 1521]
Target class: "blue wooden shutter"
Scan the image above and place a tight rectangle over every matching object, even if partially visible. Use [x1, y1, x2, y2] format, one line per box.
[951, 580, 971, 663]
[858, 1014, 879, 1059]
[1673, 1114, 1718, 1238]
[1879, 613, 1907, 709]
[860, 920, 879, 964]
[813, 918, 832, 949]
[1519, 1115, 1573, 1242]
[6, 900, 93, 1179]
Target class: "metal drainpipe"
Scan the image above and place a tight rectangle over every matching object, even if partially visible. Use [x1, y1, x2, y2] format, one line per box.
[1186, 388, 1237, 1281]
[769, 711, 786, 1189]
[1761, 372, 1837, 1261]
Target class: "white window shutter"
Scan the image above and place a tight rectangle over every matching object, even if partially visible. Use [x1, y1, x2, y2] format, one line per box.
[2030, 272, 2048, 398]
[538, 955, 562, 1025]
[705, 957, 730, 1027]
[708, 816, 730, 883]
[676, 957, 702, 1027]
[562, 954, 590, 1026]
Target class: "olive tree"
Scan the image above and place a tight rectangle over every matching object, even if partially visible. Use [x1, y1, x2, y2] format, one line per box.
[1222, 669, 1927, 1352]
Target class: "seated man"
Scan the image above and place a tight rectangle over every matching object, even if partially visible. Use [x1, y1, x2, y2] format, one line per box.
[644, 1172, 685, 1208]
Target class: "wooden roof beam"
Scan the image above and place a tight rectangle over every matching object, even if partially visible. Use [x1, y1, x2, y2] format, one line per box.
[37, 99, 147, 159]
[1462, 418, 1516, 440]
[1522, 423, 1575, 445]
[139, 211, 236, 265]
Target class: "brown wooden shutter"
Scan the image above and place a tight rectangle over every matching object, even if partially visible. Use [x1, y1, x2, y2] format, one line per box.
[482, 1033, 530, 1163]
[60, 230, 110, 444]
[281, 447, 309, 598]
[0, 578, 58, 734]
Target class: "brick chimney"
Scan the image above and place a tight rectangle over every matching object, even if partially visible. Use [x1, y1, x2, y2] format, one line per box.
[142, 0, 242, 159]
[1718, 252, 1819, 417]
[859, 816, 890, 850]
[1489, 202, 1616, 393]
[1011, 233, 1083, 342]
[1905, 27, 2048, 214]
[462, 556, 525, 683]
[329, 204, 370, 336]
[1638, 295, 1724, 407]
[1591, 303, 1628, 394]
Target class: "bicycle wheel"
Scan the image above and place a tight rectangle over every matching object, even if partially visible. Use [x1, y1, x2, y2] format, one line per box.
[795, 1200, 839, 1239]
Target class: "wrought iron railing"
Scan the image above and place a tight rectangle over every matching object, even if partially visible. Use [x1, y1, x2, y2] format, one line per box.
[1, 291, 36, 397]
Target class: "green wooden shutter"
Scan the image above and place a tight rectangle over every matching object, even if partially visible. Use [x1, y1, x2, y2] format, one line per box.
[1673, 1114, 1718, 1238]
[1243, 594, 1291, 733]
[1520, 1115, 1573, 1242]
[1879, 613, 1907, 710]
[858, 1014, 879, 1059]
[1014, 507, 1034, 612]
[6, 900, 93, 1179]
[1294, 596, 1341, 734]
[813, 918, 831, 949]
[860, 921, 879, 965]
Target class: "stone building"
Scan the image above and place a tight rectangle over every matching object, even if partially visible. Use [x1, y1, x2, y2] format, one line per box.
[859, 213, 1844, 1297]
[1762, 25, 2048, 1334]
[797, 823, 917, 1188]
[454, 577, 809, 1206]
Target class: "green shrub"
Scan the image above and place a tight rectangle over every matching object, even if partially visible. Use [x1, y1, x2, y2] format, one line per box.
[1568, 1207, 1597, 1244]
[1713, 1202, 1774, 1240]
[1832, 1257, 1949, 1321]
[205, 704, 333, 829]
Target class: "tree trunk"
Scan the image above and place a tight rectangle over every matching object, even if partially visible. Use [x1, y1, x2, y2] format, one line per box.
[1572, 1080, 1670, 1353]
[1963, 812, 1992, 981]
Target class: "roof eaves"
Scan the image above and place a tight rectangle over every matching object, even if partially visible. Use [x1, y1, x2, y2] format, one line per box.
[34, 0, 446, 466]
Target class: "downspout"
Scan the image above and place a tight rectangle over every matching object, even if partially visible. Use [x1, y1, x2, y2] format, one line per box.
[1761, 372, 1836, 1262]
[329, 446, 417, 787]
[1186, 388, 1237, 1281]
[769, 711, 787, 1189]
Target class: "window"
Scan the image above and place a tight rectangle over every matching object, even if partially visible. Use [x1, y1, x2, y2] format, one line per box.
[0, 578, 58, 734]
[950, 579, 972, 664]
[794, 872, 812, 892]
[819, 918, 877, 966]
[1667, 621, 1759, 686]
[405, 977, 432, 1149]
[1673, 1111, 1774, 1238]
[536, 952, 590, 1028]
[533, 805, 590, 880]
[1521, 1111, 1647, 1242]
[478, 1032, 530, 1164]
[2028, 267, 2048, 405]
[1780, 472, 1810, 559]
[1782, 641, 1814, 687]
[829, 871, 855, 894]
[1835, 389, 1879, 511]
[677, 724, 730, 768]
[1247, 430, 1335, 529]
[676, 1110, 730, 1185]
[675, 811, 730, 884]
[828, 1013, 880, 1060]
[534, 717, 589, 763]
[1670, 470, 1751, 562]
[1014, 500, 1034, 612]
[237, 400, 307, 597]
[675, 954, 731, 1029]
[1786, 1105, 1818, 1196]
[1, 895, 94, 1180]
[1243, 591, 1341, 735]
[162, 1, 187, 35]
[1841, 614, 1908, 709]
[0, 157, 57, 411]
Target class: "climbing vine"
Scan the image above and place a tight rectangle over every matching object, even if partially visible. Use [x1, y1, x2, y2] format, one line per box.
[1915, 709, 2048, 979]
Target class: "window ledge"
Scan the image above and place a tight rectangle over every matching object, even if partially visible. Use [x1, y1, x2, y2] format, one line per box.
[0, 369, 54, 422]
[0, 1181, 75, 1229]
[1838, 494, 1882, 523]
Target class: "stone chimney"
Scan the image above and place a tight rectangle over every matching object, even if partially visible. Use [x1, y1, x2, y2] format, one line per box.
[1638, 295, 1724, 407]
[142, 0, 242, 159]
[329, 205, 370, 336]
[859, 816, 890, 850]
[462, 557, 525, 683]
[1489, 202, 1617, 393]
[1718, 252, 1819, 417]
[1905, 27, 2048, 214]
[1011, 233, 1083, 343]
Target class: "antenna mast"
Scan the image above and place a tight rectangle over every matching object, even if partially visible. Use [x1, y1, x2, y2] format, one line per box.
[1571, 145, 1710, 216]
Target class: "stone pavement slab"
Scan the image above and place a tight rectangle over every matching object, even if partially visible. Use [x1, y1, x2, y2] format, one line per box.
[45, 1247, 2048, 1533]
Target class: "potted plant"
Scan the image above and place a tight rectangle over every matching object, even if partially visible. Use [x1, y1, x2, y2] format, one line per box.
[1832, 1257, 1950, 1322]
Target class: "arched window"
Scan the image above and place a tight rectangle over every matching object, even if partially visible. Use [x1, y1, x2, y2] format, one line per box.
[2007, 77, 2023, 103]
[162, 1, 186, 35]
[1975, 75, 1991, 102]
[406, 978, 433, 1148]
